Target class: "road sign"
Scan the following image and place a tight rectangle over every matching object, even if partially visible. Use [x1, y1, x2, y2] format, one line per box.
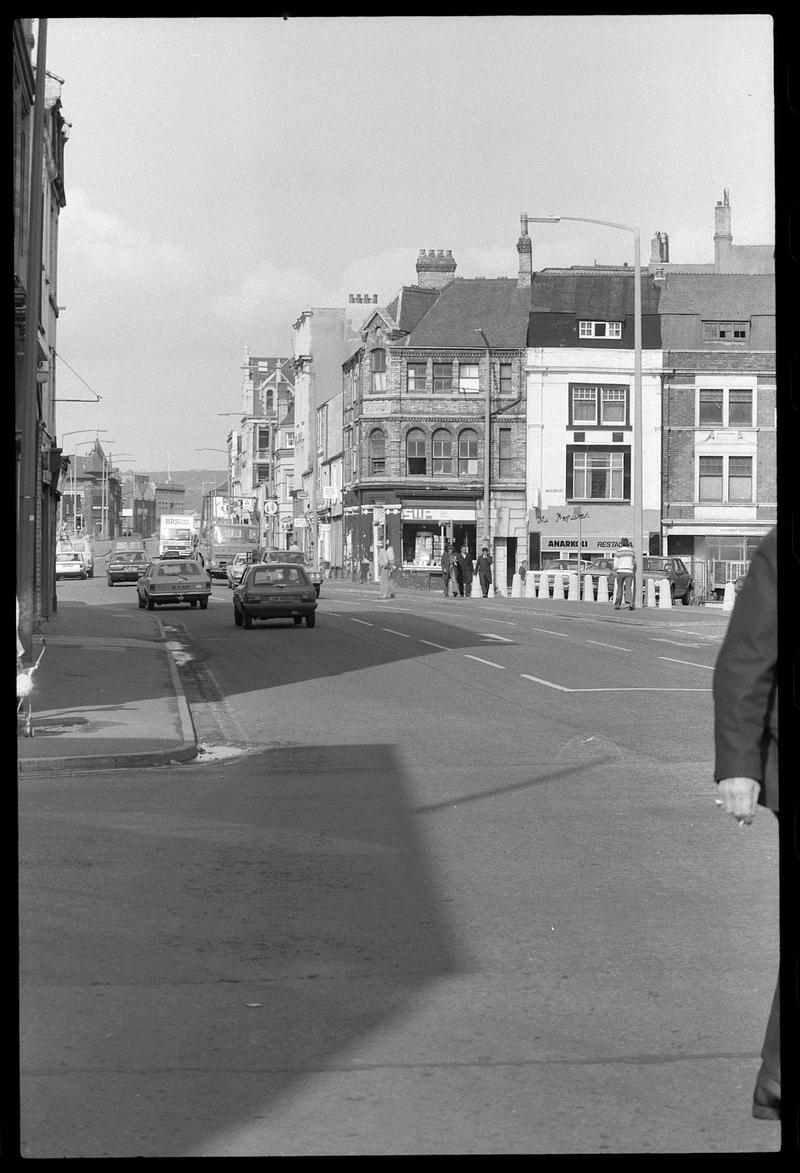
[322, 486, 339, 501]
[264, 500, 278, 515]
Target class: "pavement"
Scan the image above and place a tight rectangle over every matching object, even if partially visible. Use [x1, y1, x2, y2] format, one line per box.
[17, 585, 727, 777]
[17, 600, 197, 775]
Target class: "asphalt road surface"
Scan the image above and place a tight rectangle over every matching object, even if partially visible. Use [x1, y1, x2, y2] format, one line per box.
[18, 571, 780, 1155]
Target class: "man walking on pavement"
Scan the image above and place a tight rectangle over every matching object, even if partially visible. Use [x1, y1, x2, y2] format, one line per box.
[475, 545, 493, 597]
[612, 537, 636, 610]
[441, 543, 455, 598]
[458, 544, 474, 597]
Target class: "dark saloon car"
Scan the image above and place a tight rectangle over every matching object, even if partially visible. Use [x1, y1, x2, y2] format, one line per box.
[233, 561, 318, 628]
[107, 549, 150, 586]
[641, 555, 693, 604]
[262, 548, 323, 597]
[136, 557, 211, 610]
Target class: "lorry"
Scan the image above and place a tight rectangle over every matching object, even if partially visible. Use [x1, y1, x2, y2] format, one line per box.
[158, 514, 197, 558]
[198, 495, 260, 579]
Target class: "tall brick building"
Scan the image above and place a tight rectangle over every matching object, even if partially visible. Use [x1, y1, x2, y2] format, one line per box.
[342, 242, 530, 589]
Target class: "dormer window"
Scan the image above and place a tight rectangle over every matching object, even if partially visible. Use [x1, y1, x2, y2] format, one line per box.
[578, 320, 622, 339]
[702, 320, 749, 341]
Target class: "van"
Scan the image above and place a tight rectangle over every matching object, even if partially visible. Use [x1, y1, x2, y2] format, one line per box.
[57, 534, 95, 578]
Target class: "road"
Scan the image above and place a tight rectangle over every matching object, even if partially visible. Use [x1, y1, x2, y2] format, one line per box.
[18, 564, 780, 1155]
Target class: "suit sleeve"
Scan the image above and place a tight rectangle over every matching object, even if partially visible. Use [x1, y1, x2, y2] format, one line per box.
[712, 527, 778, 782]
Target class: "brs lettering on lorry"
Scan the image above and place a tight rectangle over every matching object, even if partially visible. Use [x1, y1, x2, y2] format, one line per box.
[158, 515, 196, 557]
[199, 495, 260, 579]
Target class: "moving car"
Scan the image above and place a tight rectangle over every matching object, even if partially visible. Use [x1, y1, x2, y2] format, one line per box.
[110, 535, 146, 555]
[107, 548, 150, 586]
[640, 555, 693, 605]
[57, 535, 95, 577]
[226, 550, 259, 589]
[55, 550, 87, 580]
[233, 561, 318, 628]
[262, 548, 323, 597]
[136, 557, 212, 610]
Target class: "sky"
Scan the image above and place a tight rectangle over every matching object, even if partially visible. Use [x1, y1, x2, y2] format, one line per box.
[44, 14, 775, 474]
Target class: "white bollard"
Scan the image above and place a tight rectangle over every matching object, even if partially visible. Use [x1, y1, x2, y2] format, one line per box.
[549, 572, 562, 600]
[567, 572, 579, 601]
[487, 581, 495, 598]
[537, 571, 549, 599]
[722, 581, 736, 611]
[525, 571, 537, 597]
[658, 577, 673, 608]
[511, 573, 523, 597]
[583, 573, 595, 601]
[596, 574, 609, 603]
[646, 578, 657, 608]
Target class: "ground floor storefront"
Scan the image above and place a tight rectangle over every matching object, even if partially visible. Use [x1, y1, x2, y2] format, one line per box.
[528, 504, 662, 570]
[664, 520, 774, 597]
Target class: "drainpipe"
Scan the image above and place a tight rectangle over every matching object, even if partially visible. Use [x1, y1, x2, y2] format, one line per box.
[475, 329, 491, 549]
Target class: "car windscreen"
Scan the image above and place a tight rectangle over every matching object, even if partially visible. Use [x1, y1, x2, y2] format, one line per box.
[113, 552, 147, 563]
[155, 562, 202, 577]
[250, 567, 306, 586]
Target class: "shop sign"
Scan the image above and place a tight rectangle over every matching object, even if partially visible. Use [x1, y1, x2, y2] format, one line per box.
[402, 506, 475, 521]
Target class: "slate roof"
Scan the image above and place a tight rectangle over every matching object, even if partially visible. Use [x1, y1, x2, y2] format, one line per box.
[656, 272, 774, 316]
[529, 268, 661, 317]
[401, 278, 530, 349]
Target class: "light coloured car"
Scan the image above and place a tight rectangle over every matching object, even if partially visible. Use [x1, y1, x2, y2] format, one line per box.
[137, 557, 211, 610]
[55, 550, 86, 580]
[226, 551, 259, 589]
[233, 562, 317, 628]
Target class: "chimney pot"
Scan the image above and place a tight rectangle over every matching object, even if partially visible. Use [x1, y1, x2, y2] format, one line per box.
[349, 294, 354, 302]
[373, 294, 378, 302]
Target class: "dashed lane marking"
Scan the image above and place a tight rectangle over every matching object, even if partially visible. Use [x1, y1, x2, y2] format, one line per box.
[528, 627, 569, 637]
[586, 640, 630, 651]
[479, 633, 514, 642]
[520, 673, 711, 693]
[351, 618, 373, 626]
[658, 656, 714, 670]
[464, 654, 506, 669]
[382, 628, 410, 638]
[419, 640, 452, 651]
[650, 638, 703, 648]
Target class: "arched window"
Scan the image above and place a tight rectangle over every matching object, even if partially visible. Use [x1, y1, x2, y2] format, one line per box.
[458, 429, 478, 475]
[371, 348, 386, 393]
[369, 429, 385, 475]
[432, 429, 452, 475]
[406, 428, 426, 476]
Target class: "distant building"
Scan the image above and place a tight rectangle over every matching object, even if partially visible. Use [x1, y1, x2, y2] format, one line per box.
[153, 480, 187, 524]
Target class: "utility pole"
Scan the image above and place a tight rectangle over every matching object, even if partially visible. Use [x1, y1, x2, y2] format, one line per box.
[17, 19, 48, 648]
[309, 369, 319, 573]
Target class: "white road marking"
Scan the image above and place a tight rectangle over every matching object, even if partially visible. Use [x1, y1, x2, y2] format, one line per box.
[420, 640, 451, 651]
[465, 654, 506, 669]
[528, 627, 569, 637]
[520, 673, 571, 692]
[585, 640, 630, 651]
[351, 618, 373, 626]
[658, 656, 714, 670]
[382, 628, 409, 638]
[651, 638, 702, 647]
[479, 633, 514, 642]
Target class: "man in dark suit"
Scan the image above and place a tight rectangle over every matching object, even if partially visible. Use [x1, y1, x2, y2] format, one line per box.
[712, 525, 779, 1121]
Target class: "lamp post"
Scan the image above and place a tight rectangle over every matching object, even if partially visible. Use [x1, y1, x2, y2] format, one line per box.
[526, 214, 643, 603]
[475, 329, 492, 555]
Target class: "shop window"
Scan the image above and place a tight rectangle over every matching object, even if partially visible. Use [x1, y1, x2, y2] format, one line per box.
[369, 429, 385, 475]
[406, 429, 427, 475]
[432, 429, 452, 475]
[458, 429, 478, 476]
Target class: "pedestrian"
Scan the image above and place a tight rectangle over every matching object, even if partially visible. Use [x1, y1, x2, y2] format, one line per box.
[377, 542, 395, 599]
[449, 552, 462, 599]
[458, 544, 474, 597]
[475, 545, 493, 597]
[441, 543, 454, 597]
[612, 537, 636, 610]
[360, 550, 371, 584]
[712, 524, 779, 1121]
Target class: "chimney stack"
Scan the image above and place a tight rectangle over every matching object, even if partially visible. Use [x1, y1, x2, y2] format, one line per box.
[517, 212, 532, 288]
[415, 247, 457, 290]
[714, 189, 732, 270]
[649, 231, 670, 265]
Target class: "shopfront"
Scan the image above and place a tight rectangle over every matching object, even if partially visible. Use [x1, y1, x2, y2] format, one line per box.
[400, 499, 478, 571]
[665, 523, 772, 597]
[528, 504, 661, 569]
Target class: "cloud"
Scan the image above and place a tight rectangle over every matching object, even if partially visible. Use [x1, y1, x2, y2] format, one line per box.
[60, 188, 199, 284]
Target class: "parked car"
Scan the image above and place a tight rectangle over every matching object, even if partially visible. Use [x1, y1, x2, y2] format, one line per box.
[582, 557, 617, 599]
[107, 549, 150, 586]
[640, 555, 693, 604]
[55, 550, 87, 580]
[537, 558, 590, 596]
[136, 557, 211, 610]
[226, 550, 259, 589]
[233, 561, 318, 628]
[262, 548, 323, 597]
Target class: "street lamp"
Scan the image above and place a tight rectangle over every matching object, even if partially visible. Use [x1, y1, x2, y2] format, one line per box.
[474, 329, 492, 555]
[526, 213, 644, 603]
